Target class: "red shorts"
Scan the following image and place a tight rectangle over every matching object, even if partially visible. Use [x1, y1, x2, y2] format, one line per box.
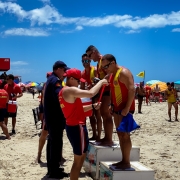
[154, 92, 160, 97]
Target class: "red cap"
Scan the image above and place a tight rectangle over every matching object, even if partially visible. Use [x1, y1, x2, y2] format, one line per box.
[46, 72, 52, 78]
[63, 68, 86, 82]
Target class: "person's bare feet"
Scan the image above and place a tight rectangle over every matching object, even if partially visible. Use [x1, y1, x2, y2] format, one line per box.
[89, 136, 97, 141]
[98, 140, 114, 146]
[6, 136, 11, 140]
[112, 161, 131, 169]
[35, 153, 42, 163]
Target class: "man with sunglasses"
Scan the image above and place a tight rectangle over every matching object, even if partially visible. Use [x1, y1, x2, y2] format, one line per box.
[86, 45, 113, 146]
[44, 61, 69, 179]
[101, 54, 135, 169]
[81, 53, 102, 141]
[4, 74, 23, 134]
[59, 68, 108, 180]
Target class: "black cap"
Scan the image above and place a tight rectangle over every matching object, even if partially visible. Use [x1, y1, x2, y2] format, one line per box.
[53, 61, 70, 71]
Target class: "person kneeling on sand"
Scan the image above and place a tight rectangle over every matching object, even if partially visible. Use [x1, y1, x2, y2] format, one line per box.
[59, 68, 108, 180]
[0, 80, 11, 140]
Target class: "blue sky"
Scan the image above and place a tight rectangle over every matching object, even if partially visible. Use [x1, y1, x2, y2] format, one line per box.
[0, 0, 180, 83]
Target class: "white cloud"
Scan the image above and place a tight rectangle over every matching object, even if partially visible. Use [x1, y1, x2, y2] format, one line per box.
[1, 1, 180, 32]
[125, 29, 141, 34]
[4, 28, 49, 36]
[39, 0, 50, 3]
[11, 61, 28, 66]
[75, 26, 83, 30]
[172, 28, 180, 32]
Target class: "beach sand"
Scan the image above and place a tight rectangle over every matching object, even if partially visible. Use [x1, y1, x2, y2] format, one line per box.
[0, 92, 180, 180]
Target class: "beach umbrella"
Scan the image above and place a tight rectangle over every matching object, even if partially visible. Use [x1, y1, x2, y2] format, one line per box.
[17, 82, 25, 87]
[24, 81, 31, 85]
[146, 80, 161, 86]
[150, 82, 167, 92]
[174, 80, 180, 85]
[26, 82, 39, 87]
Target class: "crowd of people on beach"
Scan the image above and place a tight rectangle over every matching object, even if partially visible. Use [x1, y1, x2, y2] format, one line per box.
[0, 45, 179, 180]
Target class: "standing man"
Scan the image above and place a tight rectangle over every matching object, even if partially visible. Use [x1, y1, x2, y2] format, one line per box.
[0, 80, 11, 139]
[145, 85, 152, 106]
[4, 74, 23, 134]
[86, 45, 113, 146]
[153, 84, 161, 103]
[81, 53, 102, 141]
[59, 68, 108, 180]
[43, 61, 69, 179]
[101, 54, 135, 169]
[165, 82, 178, 121]
[135, 82, 145, 113]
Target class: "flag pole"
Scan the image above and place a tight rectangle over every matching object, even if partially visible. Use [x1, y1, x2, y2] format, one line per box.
[143, 70, 145, 86]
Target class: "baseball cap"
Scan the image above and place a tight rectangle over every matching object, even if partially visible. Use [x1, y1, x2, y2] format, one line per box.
[53, 61, 70, 71]
[63, 68, 86, 82]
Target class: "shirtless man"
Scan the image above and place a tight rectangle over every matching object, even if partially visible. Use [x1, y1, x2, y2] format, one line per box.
[135, 82, 145, 113]
[153, 84, 161, 103]
[81, 54, 102, 141]
[59, 68, 108, 180]
[165, 82, 178, 121]
[101, 54, 135, 169]
[86, 45, 113, 146]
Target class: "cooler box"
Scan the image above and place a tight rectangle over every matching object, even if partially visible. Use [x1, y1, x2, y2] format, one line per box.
[81, 98, 92, 117]
[100, 161, 154, 180]
[0, 58, 10, 71]
[7, 101, 17, 113]
[83, 141, 140, 179]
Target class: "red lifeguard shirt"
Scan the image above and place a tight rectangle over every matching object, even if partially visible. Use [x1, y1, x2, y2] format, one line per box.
[145, 86, 151, 96]
[59, 88, 86, 126]
[0, 89, 8, 108]
[81, 66, 95, 85]
[4, 82, 22, 101]
[110, 67, 135, 112]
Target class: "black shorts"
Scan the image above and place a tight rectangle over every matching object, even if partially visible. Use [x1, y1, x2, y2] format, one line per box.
[66, 124, 89, 155]
[0, 108, 6, 122]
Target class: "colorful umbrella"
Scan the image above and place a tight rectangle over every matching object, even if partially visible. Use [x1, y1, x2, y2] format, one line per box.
[150, 82, 167, 92]
[146, 80, 161, 86]
[26, 82, 39, 87]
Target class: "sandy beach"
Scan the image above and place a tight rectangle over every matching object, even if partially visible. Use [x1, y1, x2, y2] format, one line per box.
[0, 92, 180, 180]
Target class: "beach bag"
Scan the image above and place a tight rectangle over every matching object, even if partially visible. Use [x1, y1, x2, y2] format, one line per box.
[81, 98, 92, 117]
[7, 100, 17, 113]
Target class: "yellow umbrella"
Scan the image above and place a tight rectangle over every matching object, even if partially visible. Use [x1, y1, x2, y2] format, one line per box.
[150, 82, 167, 92]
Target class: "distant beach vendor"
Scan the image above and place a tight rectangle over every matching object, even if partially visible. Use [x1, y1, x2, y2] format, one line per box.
[101, 54, 138, 170]
[59, 68, 108, 180]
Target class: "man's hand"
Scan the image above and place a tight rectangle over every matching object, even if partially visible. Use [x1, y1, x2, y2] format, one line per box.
[121, 107, 129, 116]
[93, 102, 101, 110]
[100, 79, 109, 86]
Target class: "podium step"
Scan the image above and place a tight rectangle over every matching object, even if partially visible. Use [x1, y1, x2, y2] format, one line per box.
[83, 141, 140, 180]
[100, 161, 154, 180]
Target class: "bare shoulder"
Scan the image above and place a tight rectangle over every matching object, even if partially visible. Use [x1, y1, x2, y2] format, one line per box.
[119, 67, 133, 81]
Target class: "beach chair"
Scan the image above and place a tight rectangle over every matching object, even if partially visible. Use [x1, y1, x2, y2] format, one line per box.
[32, 107, 42, 129]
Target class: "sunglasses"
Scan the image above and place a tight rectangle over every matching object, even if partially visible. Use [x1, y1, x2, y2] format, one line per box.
[102, 62, 112, 70]
[82, 60, 91, 64]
